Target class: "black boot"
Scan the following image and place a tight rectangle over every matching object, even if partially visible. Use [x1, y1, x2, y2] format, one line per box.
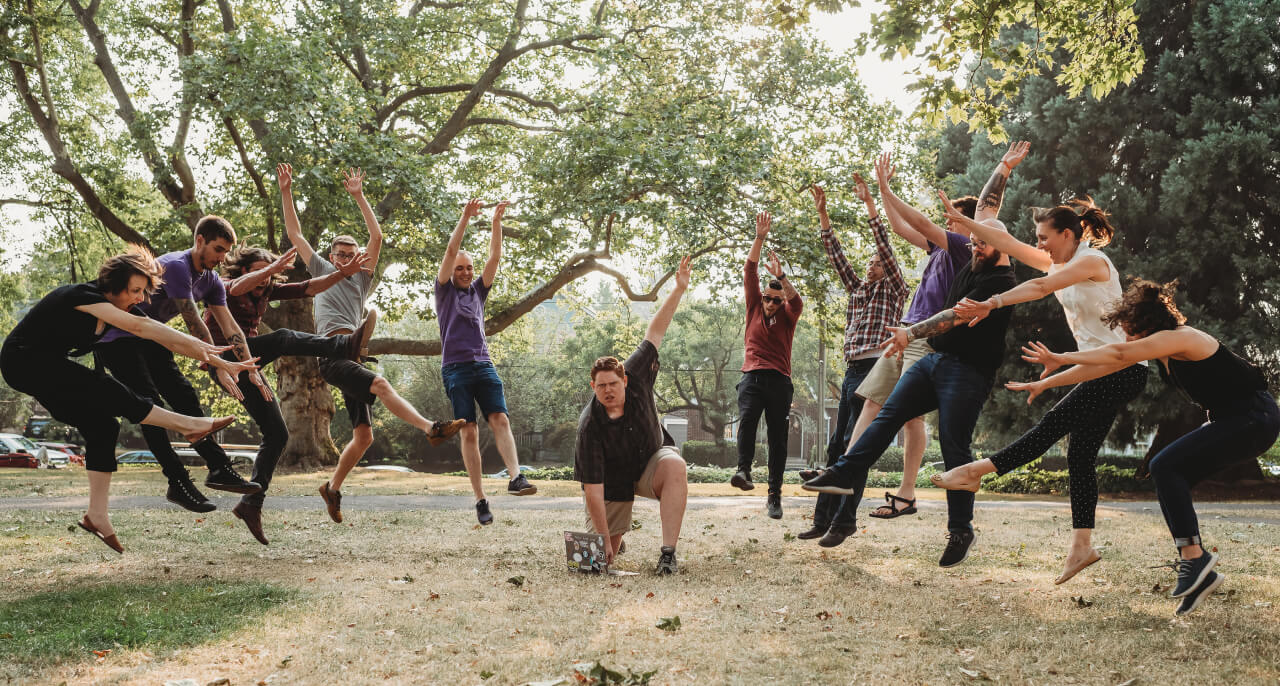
[766, 491, 783, 519]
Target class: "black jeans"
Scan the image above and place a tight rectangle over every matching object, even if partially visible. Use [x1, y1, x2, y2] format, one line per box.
[96, 338, 232, 483]
[826, 353, 993, 534]
[214, 328, 349, 507]
[1149, 391, 1280, 547]
[736, 369, 793, 492]
[812, 358, 877, 530]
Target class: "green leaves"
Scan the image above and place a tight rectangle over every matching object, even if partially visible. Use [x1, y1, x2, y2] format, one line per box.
[655, 615, 681, 631]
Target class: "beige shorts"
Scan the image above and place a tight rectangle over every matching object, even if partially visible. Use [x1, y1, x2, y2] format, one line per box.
[855, 338, 934, 405]
[584, 446, 685, 536]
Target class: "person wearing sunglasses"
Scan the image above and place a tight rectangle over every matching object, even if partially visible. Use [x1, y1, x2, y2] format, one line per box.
[729, 210, 803, 520]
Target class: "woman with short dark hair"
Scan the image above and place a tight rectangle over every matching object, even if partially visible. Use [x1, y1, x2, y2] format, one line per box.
[1006, 279, 1279, 615]
[0, 247, 250, 553]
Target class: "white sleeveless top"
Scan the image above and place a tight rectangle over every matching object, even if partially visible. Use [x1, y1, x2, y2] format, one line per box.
[1050, 244, 1146, 365]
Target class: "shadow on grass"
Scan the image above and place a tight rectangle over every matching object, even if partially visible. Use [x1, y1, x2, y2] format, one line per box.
[0, 580, 297, 675]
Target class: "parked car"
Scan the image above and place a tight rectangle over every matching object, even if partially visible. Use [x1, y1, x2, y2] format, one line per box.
[116, 450, 158, 464]
[488, 465, 537, 479]
[0, 433, 41, 468]
[363, 464, 414, 473]
[174, 447, 255, 468]
[37, 442, 84, 466]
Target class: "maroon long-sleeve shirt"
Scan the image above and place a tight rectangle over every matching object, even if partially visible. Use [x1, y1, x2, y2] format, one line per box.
[741, 259, 803, 377]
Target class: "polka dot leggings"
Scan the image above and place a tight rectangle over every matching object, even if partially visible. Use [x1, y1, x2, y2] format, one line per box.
[989, 363, 1148, 529]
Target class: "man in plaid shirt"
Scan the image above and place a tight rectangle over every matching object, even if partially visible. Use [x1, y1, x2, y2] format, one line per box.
[797, 175, 909, 547]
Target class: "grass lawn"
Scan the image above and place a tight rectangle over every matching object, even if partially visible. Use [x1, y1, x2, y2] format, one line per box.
[1, 468, 1279, 684]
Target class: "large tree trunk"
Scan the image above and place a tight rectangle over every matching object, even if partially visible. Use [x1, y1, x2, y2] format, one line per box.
[266, 298, 339, 470]
[1143, 405, 1265, 482]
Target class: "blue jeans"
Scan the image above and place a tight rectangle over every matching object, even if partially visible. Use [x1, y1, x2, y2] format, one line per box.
[442, 361, 509, 423]
[812, 358, 877, 529]
[1149, 390, 1280, 547]
[826, 352, 993, 534]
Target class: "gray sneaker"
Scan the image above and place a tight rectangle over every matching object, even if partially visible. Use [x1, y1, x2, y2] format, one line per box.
[655, 545, 678, 575]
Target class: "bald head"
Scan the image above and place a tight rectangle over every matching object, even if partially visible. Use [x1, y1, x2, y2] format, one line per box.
[451, 250, 476, 288]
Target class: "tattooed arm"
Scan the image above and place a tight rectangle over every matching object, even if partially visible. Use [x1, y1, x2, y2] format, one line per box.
[974, 141, 1029, 223]
[177, 298, 216, 344]
[878, 307, 970, 361]
[210, 304, 273, 401]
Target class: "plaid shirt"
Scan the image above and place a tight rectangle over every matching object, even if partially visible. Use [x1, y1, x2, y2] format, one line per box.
[821, 215, 910, 361]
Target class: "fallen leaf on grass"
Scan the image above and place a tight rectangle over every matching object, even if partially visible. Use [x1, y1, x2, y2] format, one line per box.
[278, 656, 292, 668]
[656, 616, 681, 631]
[507, 576, 526, 587]
[783, 532, 795, 541]
[815, 610, 832, 621]
[645, 592, 655, 598]
[1115, 678, 1138, 686]
[1071, 596, 1093, 608]
[957, 667, 990, 680]
[480, 670, 495, 679]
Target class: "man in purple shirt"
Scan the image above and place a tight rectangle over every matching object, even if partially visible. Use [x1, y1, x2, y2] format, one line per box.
[96, 216, 265, 513]
[436, 198, 536, 526]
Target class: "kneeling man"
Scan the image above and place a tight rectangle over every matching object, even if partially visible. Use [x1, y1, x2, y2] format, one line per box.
[574, 257, 692, 575]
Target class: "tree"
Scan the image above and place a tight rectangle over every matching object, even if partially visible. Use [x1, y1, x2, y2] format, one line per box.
[772, 0, 1146, 138]
[655, 302, 744, 442]
[937, 0, 1280, 476]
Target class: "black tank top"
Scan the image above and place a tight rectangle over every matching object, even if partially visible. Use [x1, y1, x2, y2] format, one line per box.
[1161, 343, 1267, 413]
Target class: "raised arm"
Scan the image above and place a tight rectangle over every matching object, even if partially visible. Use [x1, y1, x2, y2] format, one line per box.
[748, 211, 770, 265]
[974, 141, 1030, 223]
[278, 163, 317, 268]
[811, 185, 862, 293]
[644, 256, 692, 350]
[227, 247, 298, 297]
[953, 255, 1110, 326]
[304, 252, 372, 295]
[940, 190, 1052, 272]
[853, 171, 909, 299]
[764, 250, 799, 302]
[480, 200, 507, 288]
[343, 168, 382, 268]
[438, 198, 482, 285]
[875, 152, 931, 251]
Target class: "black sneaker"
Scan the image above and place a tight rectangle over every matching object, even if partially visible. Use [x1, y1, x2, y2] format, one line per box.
[475, 498, 494, 525]
[508, 474, 537, 496]
[1171, 551, 1219, 598]
[166, 477, 216, 513]
[766, 491, 783, 519]
[655, 545, 678, 575]
[939, 530, 976, 568]
[796, 524, 827, 540]
[801, 469, 854, 495]
[1175, 570, 1225, 616]
[730, 470, 755, 491]
[204, 465, 263, 495]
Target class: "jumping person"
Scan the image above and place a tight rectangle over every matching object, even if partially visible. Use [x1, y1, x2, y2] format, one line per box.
[1, 248, 249, 552]
[575, 257, 693, 574]
[199, 244, 378, 543]
[1005, 280, 1279, 615]
[930, 194, 1148, 584]
[797, 178, 908, 546]
[436, 197, 537, 526]
[850, 145, 1027, 520]
[729, 210, 803, 520]
[280, 164, 464, 523]
[96, 217, 267, 513]
[803, 233, 1017, 567]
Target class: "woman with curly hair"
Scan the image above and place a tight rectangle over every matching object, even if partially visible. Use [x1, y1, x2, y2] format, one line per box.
[0, 247, 250, 553]
[929, 195, 1149, 585]
[1005, 279, 1279, 615]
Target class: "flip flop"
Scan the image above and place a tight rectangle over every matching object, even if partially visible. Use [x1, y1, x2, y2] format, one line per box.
[77, 515, 123, 554]
[1054, 549, 1102, 585]
[184, 416, 236, 446]
[868, 492, 917, 519]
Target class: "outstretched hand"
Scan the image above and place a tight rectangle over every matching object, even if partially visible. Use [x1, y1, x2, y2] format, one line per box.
[937, 189, 969, 231]
[1020, 341, 1064, 379]
[267, 247, 298, 275]
[492, 200, 509, 229]
[765, 250, 783, 278]
[755, 211, 772, 239]
[875, 152, 895, 186]
[1001, 141, 1031, 171]
[1004, 378, 1046, 404]
[953, 297, 994, 327]
[852, 172, 873, 206]
[880, 326, 911, 361]
[809, 184, 830, 230]
[276, 163, 293, 193]
[338, 251, 373, 277]
[461, 197, 483, 224]
[342, 168, 366, 197]
[674, 255, 692, 290]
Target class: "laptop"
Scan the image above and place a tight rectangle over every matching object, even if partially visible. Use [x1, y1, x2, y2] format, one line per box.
[564, 530, 608, 574]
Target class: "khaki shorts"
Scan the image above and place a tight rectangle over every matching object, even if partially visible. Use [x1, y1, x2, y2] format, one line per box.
[584, 446, 685, 536]
[855, 338, 934, 405]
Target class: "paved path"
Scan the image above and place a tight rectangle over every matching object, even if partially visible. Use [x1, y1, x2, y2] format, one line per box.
[3, 494, 1280, 525]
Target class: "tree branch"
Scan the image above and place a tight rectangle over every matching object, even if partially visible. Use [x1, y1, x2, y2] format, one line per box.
[410, 0, 466, 15]
[462, 117, 561, 132]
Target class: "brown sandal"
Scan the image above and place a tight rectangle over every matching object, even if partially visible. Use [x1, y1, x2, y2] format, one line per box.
[868, 492, 917, 519]
[184, 416, 236, 446]
[77, 515, 124, 554]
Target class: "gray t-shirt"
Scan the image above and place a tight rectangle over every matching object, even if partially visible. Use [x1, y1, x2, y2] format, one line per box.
[307, 252, 373, 335]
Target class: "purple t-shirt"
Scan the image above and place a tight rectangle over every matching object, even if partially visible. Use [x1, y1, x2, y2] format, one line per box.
[99, 249, 227, 343]
[902, 231, 971, 325]
[434, 277, 492, 366]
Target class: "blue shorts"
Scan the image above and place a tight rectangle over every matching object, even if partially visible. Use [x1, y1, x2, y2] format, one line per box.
[441, 361, 509, 423]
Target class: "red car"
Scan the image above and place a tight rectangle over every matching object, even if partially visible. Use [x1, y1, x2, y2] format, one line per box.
[0, 434, 41, 468]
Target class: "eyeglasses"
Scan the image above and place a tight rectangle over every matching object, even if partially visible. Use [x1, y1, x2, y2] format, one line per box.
[762, 296, 783, 304]
[332, 252, 357, 260]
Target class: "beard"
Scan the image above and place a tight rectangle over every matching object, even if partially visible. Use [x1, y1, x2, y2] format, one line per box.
[971, 248, 1003, 272]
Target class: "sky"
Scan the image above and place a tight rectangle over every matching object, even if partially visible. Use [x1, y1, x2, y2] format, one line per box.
[0, 2, 922, 273]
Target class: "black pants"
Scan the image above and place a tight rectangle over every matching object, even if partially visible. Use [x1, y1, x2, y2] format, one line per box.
[1150, 391, 1280, 547]
[988, 364, 1147, 529]
[813, 358, 877, 529]
[96, 338, 231, 482]
[212, 329, 349, 507]
[1, 343, 153, 473]
[736, 369, 793, 492]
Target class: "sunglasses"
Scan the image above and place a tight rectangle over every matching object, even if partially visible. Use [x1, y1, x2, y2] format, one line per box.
[762, 296, 784, 305]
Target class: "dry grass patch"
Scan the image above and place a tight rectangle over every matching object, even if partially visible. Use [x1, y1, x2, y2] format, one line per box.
[1, 496, 1278, 685]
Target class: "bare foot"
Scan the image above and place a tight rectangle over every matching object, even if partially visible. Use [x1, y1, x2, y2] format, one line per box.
[930, 465, 981, 492]
[1055, 547, 1102, 585]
